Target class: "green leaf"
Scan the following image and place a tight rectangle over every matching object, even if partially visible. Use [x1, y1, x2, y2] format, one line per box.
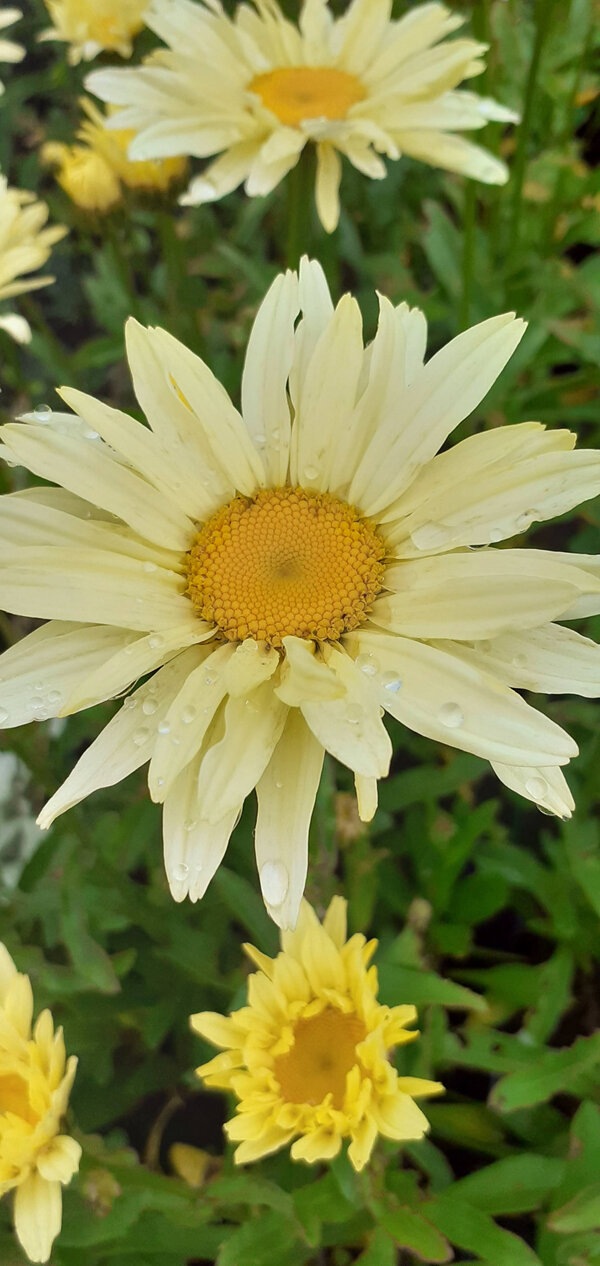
[216, 1210, 302, 1266]
[549, 1184, 600, 1234]
[354, 1226, 397, 1266]
[489, 1033, 600, 1113]
[428, 1195, 543, 1265]
[381, 1206, 453, 1262]
[450, 1154, 566, 1215]
[377, 963, 486, 1012]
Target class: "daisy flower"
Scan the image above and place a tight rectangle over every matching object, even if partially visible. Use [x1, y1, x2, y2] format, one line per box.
[40, 0, 146, 65]
[0, 942, 81, 1263]
[1, 260, 600, 928]
[192, 896, 443, 1169]
[0, 7, 24, 94]
[87, 0, 518, 232]
[0, 175, 67, 344]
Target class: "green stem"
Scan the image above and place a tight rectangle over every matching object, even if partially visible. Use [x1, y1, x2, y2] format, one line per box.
[508, 0, 556, 260]
[544, 0, 593, 247]
[285, 147, 313, 270]
[104, 218, 143, 323]
[460, 182, 476, 331]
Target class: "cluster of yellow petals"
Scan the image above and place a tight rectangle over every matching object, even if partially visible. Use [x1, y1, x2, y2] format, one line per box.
[191, 899, 442, 1170]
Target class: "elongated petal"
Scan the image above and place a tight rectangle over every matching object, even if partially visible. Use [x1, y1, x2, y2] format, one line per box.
[14, 1173, 62, 1264]
[314, 142, 342, 233]
[491, 760, 575, 818]
[241, 270, 299, 484]
[0, 622, 137, 726]
[63, 619, 213, 713]
[148, 643, 234, 800]
[195, 680, 288, 823]
[395, 128, 509, 185]
[162, 753, 241, 902]
[302, 644, 392, 777]
[453, 624, 600, 697]
[255, 709, 324, 929]
[292, 293, 363, 491]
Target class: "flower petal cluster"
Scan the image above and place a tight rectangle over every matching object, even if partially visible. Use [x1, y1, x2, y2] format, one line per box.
[1, 261, 600, 927]
[192, 897, 443, 1169]
[43, 99, 187, 213]
[0, 943, 81, 1263]
[0, 175, 66, 343]
[0, 7, 24, 94]
[40, 0, 146, 64]
[87, 0, 518, 232]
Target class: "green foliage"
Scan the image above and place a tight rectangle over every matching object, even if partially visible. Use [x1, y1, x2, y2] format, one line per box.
[1, 0, 600, 1264]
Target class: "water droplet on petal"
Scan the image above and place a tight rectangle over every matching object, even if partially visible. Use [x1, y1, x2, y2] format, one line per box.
[274, 779, 284, 790]
[525, 775, 547, 800]
[142, 697, 159, 716]
[34, 681, 44, 693]
[185, 819, 198, 833]
[173, 862, 189, 882]
[133, 728, 150, 746]
[346, 703, 362, 726]
[157, 721, 170, 735]
[181, 705, 197, 724]
[47, 690, 62, 705]
[512, 652, 527, 669]
[33, 404, 51, 422]
[204, 671, 218, 686]
[381, 671, 402, 693]
[356, 652, 379, 677]
[143, 561, 157, 573]
[123, 697, 137, 711]
[409, 521, 454, 550]
[149, 635, 165, 651]
[254, 432, 266, 446]
[489, 528, 503, 544]
[85, 428, 99, 440]
[438, 702, 464, 729]
[0, 707, 8, 724]
[304, 463, 319, 480]
[260, 860, 289, 907]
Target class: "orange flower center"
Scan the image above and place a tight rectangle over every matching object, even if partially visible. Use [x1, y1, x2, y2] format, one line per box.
[274, 1007, 367, 1109]
[186, 486, 385, 647]
[0, 1072, 37, 1126]
[249, 66, 365, 127]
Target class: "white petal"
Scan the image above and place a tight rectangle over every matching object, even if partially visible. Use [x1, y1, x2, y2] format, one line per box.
[288, 257, 334, 434]
[395, 128, 509, 185]
[148, 642, 234, 801]
[460, 624, 600, 697]
[491, 761, 575, 818]
[180, 140, 262, 204]
[0, 311, 31, 342]
[0, 622, 137, 727]
[162, 754, 241, 903]
[355, 773, 377, 821]
[376, 550, 600, 640]
[346, 628, 577, 767]
[63, 620, 213, 714]
[334, 0, 391, 74]
[0, 487, 181, 568]
[314, 142, 342, 233]
[241, 270, 299, 484]
[301, 644, 392, 777]
[224, 639, 279, 697]
[195, 679, 288, 823]
[255, 709, 324, 929]
[14, 1173, 62, 1263]
[37, 648, 204, 829]
[291, 293, 363, 491]
[533, 551, 600, 619]
[365, 5, 464, 83]
[276, 636, 345, 705]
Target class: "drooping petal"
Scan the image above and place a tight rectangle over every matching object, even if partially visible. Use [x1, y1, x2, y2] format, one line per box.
[314, 141, 342, 232]
[491, 761, 575, 819]
[162, 754, 242, 902]
[301, 644, 392, 777]
[13, 1173, 62, 1264]
[0, 622, 137, 727]
[195, 679, 288, 823]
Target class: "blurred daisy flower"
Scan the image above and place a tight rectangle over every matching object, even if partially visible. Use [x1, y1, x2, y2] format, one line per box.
[87, 0, 518, 232]
[0, 175, 66, 343]
[42, 99, 187, 213]
[1, 260, 600, 926]
[40, 0, 146, 65]
[0, 942, 81, 1263]
[0, 8, 24, 94]
[192, 897, 443, 1168]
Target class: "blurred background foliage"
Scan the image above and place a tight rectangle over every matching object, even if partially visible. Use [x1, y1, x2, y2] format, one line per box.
[1, 0, 600, 1262]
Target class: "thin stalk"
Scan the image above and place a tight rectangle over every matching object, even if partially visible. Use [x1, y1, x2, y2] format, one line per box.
[507, 0, 556, 260]
[460, 182, 476, 331]
[285, 147, 313, 270]
[544, 0, 593, 246]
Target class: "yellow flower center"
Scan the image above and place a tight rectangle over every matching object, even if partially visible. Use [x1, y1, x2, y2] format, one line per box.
[274, 1008, 366, 1109]
[249, 66, 365, 127]
[186, 486, 385, 647]
[0, 1072, 37, 1125]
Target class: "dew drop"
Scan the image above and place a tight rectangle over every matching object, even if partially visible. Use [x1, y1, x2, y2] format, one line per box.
[123, 697, 137, 711]
[204, 671, 218, 686]
[47, 690, 62, 705]
[409, 521, 454, 550]
[356, 652, 379, 677]
[512, 652, 527, 669]
[173, 862, 189, 882]
[34, 681, 44, 693]
[157, 721, 170, 735]
[438, 701, 464, 729]
[254, 432, 266, 446]
[148, 635, 165, 651]
[525, 775, 547, 800]
[304, 463, 319, 480]
[143, 561, 157, 574]
[133, 727, 150, 746]
[381, 671, 402, 693]
[346, 703, 362, 726]
[33, 403, 51, 422]
[274, 779, 284, 790]
[142, 697, 159, 716]
[181, 705, 197, 724]
[0, 707, 8, 724]
[260, 860, 289, 907]
[185, 819, 198, 833]
[85, 428, 99, 440]
[271, 427, 280, 442]
[489, 527, 503, 544]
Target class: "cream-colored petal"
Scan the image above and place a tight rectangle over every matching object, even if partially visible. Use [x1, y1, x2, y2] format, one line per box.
[451, 624, 600, 697]
[334, 0, 391, 74]
[224, 639, 280, 698]
[148, 643, 234, 801]
[491, 760, 575, 818]
[14, 1173, 62, 1264]
[148, 327, 265, 496]
[395, 127, 509, 185]
[521, 550, 600, 620]
[63, 620, 213, 714]
[291, 293, 363, 491]
[181, 140, 262, 204]
[241, 270, 299, 484]
[346, 628, 577, 768]
[245, 137, 305, 198]
[0, 311, 31, 342]
[0, 622, 138, 727]
[36, 1136, 82, 1185]
[288, 257, 333, 449]
[195, 679, 288, 823]
[162, 754, 241, 902]
[354, 773, 377, 822]
[37, 648, 203, 829]
[0, 422, 193, 551]
[255, 709, 324, 929]
[0, 546, 189, 631]
[276, 636, 345, 705]
[314, 142, 342, 233]
[376, 550, 600, 640]
[301, 644, 392, 777]
[364, 4, 464, 84]
[348, 314, 526, 516]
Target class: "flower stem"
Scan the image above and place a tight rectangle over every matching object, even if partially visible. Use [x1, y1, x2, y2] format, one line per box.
[508, 0, 556, 258]
[460, 181, 476, 331]
[286, 147, 313, 271]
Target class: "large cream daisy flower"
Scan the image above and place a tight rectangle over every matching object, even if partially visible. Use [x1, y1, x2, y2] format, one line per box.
[0, 175, 67, 344]
[87, 0, 517, 232]
[1, 260, 600, 928]
[0, 942, 81, 1263]
[192, 896, 443, 1169]
[0, 7, 24, 95]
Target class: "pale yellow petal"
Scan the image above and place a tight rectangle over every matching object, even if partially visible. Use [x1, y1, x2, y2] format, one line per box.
[314, 141, 341, 233]
[14, 1173, 62, 1264]
[301, 644, 392, 778]
[162, 755, 241, 903]
[491, 761, 575, 819]
[241, 270, 299, 484]
[195, 679, 288, 823]
[36, 1136, 81, 1185]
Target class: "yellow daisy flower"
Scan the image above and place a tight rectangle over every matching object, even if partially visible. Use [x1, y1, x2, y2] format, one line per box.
[192, 897, 443, 1169]
[1, 261, 600, 926]
[0, 7, 24, 94]
[42, 100, 187, 213]
[0, 942, 81, 1263]
[39, 0, 146, 65]
[87, 0, 517, 232]
[0, 175, 67, 344]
